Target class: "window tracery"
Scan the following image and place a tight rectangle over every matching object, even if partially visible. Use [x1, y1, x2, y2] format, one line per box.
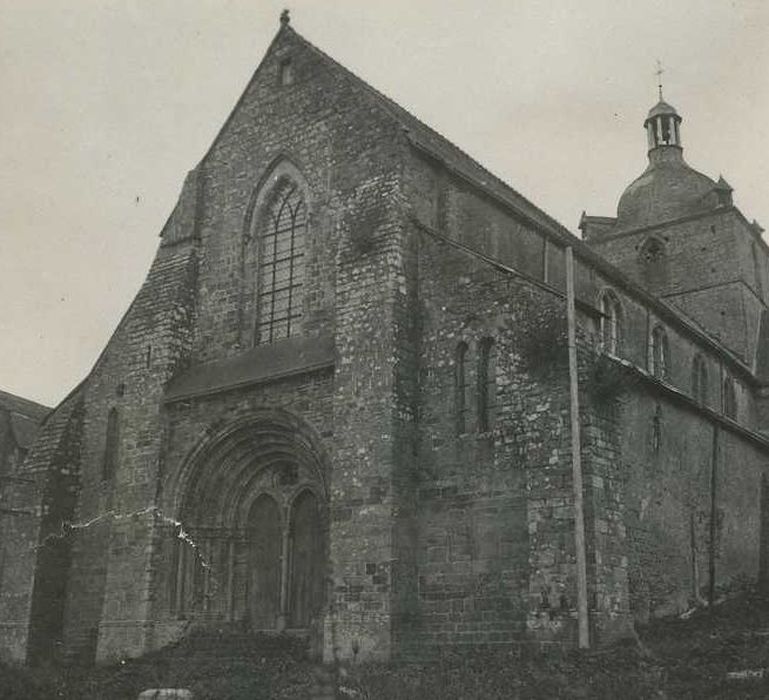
[256, 181, 306, 344]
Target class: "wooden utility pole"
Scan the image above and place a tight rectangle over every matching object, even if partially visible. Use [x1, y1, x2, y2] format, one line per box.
[708, 424, 719, 610]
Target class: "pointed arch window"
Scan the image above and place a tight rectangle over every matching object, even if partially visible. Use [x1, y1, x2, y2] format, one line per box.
[599, 290, 622, 356]
[256, 181, 306, 344]
[649, 325, 669, 380]
[454, 341, 469, 435]
[692, 354, 709, 405]
[723, 375, 737, 419]
[477, 338, 497, 433]
[102, 408, 120, 481]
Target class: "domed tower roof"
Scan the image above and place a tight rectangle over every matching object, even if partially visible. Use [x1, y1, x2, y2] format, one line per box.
[646, 99, 679, 120]
[615, 95, 723, 230]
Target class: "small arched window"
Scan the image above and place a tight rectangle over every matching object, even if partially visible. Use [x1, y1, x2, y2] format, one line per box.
[599, 290, 622, 356]
[723, 376, 737, 419]
[692, 354, 709, 405]
[477, 338, 497, 433]
[649, 325, 669, 380]
[256, 180, 307, 344]
[454, 341, 469, 435]
[102, 408, 120, 481]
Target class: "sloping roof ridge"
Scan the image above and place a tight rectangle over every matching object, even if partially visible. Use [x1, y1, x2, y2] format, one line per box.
[288, 26, 577, 242]
[287, 27, 449, 140]
[0, 389, 50, 421]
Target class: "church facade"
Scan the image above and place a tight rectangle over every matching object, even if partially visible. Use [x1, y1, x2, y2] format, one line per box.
[2, 16, 768, 665]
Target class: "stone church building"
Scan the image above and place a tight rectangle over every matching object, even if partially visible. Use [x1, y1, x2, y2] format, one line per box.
[2, 14, 769, 665]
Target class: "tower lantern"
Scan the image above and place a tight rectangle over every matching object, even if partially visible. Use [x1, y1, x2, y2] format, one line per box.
[644, 100, 682, 151]
[644, 61, 682, 151]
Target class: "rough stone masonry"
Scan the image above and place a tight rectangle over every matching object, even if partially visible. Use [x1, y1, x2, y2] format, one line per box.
[1, 13, 769, 666]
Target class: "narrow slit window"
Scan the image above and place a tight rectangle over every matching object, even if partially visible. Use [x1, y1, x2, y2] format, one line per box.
[650, 325, 669, 380]
[652, 404, 662, 452]
[692, 354, 708, 405]
[279, 59, 294, 86]
[455, 342, 469, 434]
[723, 376, 737, 419]
[102, 408, 120, 481]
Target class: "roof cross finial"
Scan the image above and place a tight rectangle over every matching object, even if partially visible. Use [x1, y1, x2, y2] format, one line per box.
[280, 8, 290, 26]
[655, 59, 665, 101]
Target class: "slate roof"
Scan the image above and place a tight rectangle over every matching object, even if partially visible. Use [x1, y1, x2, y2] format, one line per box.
[0, 389, 50, 423]
[647, 99, 680, 120]
[0, 389, 51, 449]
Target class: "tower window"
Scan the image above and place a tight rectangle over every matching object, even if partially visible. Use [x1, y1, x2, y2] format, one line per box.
[599, 290, 622, 356]
[649, 325, 669, 380]
[639, 237, 667, 287]
[640, 237, 664, 265]
[692, 354, 709, 405]
[454, 341, 469, 435]
[256, 181, 306, 344]
[477, 338, 497, 433]
[102, 408, 120, 481]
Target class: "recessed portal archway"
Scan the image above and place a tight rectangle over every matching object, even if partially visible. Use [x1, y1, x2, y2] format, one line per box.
[166, 410, 329, 635]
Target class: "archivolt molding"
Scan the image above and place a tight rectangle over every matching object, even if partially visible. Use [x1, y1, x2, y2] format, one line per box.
[243, 155, 315, 241]
[164, 408, 330, 528]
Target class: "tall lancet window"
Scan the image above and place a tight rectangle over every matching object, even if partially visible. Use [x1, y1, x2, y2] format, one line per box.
[454, 341, 469, 435]
[257, 181, 306, 344]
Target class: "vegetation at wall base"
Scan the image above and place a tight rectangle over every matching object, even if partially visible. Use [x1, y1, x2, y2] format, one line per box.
[3, 591, 769, 699]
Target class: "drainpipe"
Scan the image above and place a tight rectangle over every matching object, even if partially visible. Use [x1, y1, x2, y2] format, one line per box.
[566, 246, 590, 649]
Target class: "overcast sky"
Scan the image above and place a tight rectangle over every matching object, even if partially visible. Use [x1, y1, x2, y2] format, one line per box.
[1, 0, 768, 407]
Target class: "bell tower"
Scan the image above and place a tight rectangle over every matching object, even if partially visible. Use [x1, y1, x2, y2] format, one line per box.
[581, 78, 769, 366]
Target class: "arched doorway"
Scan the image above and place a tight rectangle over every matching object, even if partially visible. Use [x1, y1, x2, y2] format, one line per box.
[166, 412, 328, 638]
[288, 490, 324, 629]
[247, 494, 282, 629]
